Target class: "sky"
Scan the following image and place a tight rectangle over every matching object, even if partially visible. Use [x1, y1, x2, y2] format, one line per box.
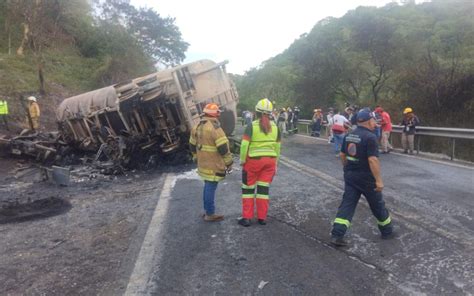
[130, 0, 406, 74]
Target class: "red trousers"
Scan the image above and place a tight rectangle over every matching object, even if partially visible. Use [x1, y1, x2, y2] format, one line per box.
[241, 157, 276, 220]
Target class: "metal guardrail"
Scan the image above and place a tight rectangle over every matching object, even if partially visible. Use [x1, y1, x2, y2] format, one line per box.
[237, 117, 473, 160]
[296, 119, 474, 161]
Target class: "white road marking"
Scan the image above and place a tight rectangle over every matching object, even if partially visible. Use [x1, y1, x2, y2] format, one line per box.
[124, 173, 175, 296]
[295, 133, 474, 170]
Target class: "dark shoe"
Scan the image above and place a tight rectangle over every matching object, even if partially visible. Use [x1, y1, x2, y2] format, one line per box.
[258, 219, 266, 225]
[330, 236, 349, 247]
[381, 232, 397, 240]
[203, 214, 224, 222]
[238, 218, 251, 227]
[403, 150, 408, 154]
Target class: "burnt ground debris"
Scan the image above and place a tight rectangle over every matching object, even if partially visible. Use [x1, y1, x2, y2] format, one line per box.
[0, 156, 193, 295]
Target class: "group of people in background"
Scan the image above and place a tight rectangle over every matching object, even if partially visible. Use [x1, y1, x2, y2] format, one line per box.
[311, 105, 420, 155]
[243, 105, 300, 137]
[276, 106, 300, 136]
[0, 96, 41, 133]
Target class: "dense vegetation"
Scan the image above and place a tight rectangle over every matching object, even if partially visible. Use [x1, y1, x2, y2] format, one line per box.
[0, 0, 188, 95]
[235, 1, 474, 127]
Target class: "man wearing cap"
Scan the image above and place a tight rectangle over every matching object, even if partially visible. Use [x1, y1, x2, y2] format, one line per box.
[26, 96, 40, 130]
[189, 103, 233, 222]
[330, 108, 394, 246]
[401, 107, 420, 154]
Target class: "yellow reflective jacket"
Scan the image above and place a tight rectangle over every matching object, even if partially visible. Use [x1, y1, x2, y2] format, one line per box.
[0, 100, 8, 115]
[240, 120, 281, 164]
[189, 117, 233, 182]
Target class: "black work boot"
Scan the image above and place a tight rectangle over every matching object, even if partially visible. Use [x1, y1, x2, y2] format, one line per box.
[258, 219, 266, 225]
[330, 236, 349, 247]
[381, 231, 397, 240]
[238, 218, 251, 227]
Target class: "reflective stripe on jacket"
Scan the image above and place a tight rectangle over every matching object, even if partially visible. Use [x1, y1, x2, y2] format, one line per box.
[189, 117, 233, 182]
[240, 120, 281, 164]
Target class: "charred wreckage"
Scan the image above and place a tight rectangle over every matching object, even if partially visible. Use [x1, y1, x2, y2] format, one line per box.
[0, 60, 239, 172]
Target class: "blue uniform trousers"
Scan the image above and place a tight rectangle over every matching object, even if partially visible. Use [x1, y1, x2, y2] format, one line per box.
[203, 181, 218, 215]
[331, 171, 393, 238]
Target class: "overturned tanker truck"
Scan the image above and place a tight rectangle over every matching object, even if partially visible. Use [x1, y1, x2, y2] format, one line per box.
[2, 60, 238, 167]
[57, 59, 238, 166]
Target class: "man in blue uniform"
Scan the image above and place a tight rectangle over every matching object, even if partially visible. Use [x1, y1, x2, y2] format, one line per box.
[330, 108, 394, 246]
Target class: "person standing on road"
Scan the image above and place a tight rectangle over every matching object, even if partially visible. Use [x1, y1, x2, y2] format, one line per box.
[400, 107, 420, 154]
[311, 109, 324, 137]
[0, 98, 9, 131]
[330, 108, 394, 246]
[244, 110, 253, 126]
[332, 110, 351, 156]
[277, 108, 288, 137]
[375, 106, 393, 153]
[293, 106, 300, 133]
[239, 98, 281, 227]
[189, 103, 233, 222]
[286, 107, 294, 134]
[326, 108, 334, 143]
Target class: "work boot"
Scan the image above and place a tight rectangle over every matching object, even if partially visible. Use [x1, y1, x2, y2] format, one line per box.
[238, 218, 251, 227]
[381, 231, 397, 240]
[330, 236, 349, 247]
[403, 150, 408, 154]
[203, 214, 224, 222]
[258, 219, 266, 225]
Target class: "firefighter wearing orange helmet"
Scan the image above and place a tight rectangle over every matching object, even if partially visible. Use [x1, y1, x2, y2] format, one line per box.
[189, 103, 233, 222]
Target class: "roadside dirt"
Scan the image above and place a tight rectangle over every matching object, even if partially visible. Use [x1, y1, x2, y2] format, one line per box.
[0, 157, 175, 295]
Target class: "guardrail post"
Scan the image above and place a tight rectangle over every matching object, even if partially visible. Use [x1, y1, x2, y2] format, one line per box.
[417, 136, 420, 155]
[451, 138, 455, 161]
[306, 124, 309, 135]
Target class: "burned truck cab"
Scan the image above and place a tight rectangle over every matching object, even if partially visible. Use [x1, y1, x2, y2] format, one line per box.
[56, 59, 238, 165]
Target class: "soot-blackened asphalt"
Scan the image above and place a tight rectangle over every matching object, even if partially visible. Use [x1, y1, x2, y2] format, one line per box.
[144, 133, 474, 295]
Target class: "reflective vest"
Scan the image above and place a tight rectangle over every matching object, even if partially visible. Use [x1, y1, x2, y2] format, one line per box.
[0, 100, 8, 115]
[248, 121, 279, 158]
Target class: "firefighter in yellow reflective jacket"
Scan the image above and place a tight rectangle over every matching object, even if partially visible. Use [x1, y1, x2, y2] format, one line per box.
[0, 99, 9, 131]
[189, 103, 233, 222]
[26, 96, 40, 130]
[238, 98, 281, 227]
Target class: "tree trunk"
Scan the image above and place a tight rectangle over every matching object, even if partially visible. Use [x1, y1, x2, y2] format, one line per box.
[38, 60, 45, 95]
[16, 23, 29, 56]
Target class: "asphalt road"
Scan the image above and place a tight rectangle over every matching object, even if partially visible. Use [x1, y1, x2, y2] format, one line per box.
[129, 131, 474, 295]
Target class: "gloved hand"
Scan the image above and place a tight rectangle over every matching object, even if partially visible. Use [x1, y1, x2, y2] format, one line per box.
[226, 165, 233, 174]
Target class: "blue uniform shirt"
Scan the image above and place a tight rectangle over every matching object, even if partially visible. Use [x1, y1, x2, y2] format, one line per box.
[341, 126, 379, 173]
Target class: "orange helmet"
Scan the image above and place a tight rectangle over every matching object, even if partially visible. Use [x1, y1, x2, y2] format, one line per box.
[203, 103, 221, 117]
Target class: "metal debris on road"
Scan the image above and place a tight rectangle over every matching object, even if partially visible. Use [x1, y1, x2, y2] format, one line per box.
[258, 281, 269, 289]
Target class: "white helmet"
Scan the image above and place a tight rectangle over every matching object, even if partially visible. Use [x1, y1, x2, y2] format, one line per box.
[255, 98, 273, 114]
[27, 96, 37, 102]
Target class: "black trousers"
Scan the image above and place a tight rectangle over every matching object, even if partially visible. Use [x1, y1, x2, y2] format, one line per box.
[0, 115, 8, 131]
[331, 171, 393, 237]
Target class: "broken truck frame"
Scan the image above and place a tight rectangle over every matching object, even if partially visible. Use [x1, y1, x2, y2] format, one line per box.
[1, 60, 239, 167]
